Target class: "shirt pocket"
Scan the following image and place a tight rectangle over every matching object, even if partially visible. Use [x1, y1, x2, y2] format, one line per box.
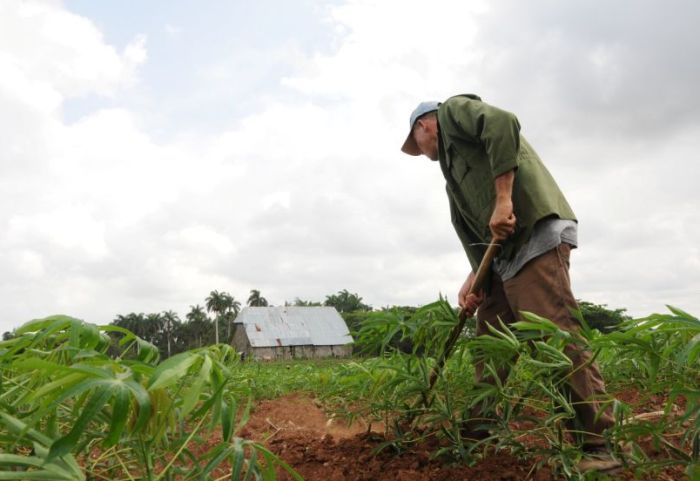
[458, 165, 494, 217]
[447, 145, 471, 184]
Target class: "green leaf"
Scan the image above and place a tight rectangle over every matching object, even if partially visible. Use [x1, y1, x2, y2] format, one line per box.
[0, 471, 77, 480]
[235, 398, 252, 436]
[16, 316, 80, 336]
[0, 453, 46, 467]
[531, 341, 573, 368]
[680, 333, 700, 366]
[48, 387, 112, 460]
[124, 379, 152, 433]
[147, 352, 198, 390]
[0, 414, 84, 480]
[484, 320, 519, 349]
[231, 437, 246, 480]
[198, 444, 231, 478]
[251, 443, 304, 481]
[104, 386, 129, 447]
[513, 312, 561, 333]
[222, 397, 236, 443]
[0, 411, 53, 447]
[32, 371, 85, 397]
[135, 337, 160, 364]
[181, 354, 211, 416]
[0, 454, 83, 480]
[666, 305, 699, 322]
[49, 378, 112, 408]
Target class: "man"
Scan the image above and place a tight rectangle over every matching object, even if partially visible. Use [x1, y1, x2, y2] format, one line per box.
[401, 94, 619, 472]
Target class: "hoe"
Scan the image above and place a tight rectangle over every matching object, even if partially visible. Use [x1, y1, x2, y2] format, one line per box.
[421, 240, 500, 408]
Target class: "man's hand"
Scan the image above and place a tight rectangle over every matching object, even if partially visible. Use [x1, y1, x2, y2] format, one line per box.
[490, 170, 516, 241]
[489, 199, 516, 241]
[458, 272, 484, 317]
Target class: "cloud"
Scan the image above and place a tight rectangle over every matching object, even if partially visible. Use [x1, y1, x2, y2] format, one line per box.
[0, 0, 145, 99]
[164, 24, 182, 36]
[0, 0, 151, 328]
[471, 0, 700, 139]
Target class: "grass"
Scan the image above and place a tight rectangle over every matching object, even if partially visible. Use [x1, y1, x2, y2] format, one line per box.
[233, 358, 350, 401]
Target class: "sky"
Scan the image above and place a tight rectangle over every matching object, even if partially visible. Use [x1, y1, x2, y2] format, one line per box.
[1, 0, 699, 333]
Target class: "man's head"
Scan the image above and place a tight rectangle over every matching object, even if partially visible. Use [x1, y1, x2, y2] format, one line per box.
[401, 100, 440, 160]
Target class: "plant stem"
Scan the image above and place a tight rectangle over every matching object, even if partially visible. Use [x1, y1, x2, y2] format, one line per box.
[154, 413, 207, 480]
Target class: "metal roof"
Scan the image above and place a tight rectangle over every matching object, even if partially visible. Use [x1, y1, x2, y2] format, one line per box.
[235, 306, 353, 348]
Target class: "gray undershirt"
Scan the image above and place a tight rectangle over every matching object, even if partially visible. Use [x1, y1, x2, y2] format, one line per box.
[493, 218, 578, 281]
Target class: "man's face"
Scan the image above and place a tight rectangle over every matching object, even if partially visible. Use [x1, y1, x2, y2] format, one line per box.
[412, 116, 439, 161]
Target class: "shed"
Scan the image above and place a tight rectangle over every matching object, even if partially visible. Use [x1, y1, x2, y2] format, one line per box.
[232, 306, 353, 360]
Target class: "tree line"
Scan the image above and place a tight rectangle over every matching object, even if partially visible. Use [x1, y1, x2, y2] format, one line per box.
[109, 289, 371, 359]
[2, 289, 627, 360]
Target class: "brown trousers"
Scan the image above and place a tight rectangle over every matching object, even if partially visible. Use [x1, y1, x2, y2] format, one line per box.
[473, 243, 614, 446]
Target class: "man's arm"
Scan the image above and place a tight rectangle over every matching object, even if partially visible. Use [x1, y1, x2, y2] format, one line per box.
[490, 169, 516, 241]
[459, 169, 516, 314]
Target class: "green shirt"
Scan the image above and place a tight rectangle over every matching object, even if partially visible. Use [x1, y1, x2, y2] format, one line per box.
[436, 94, 576, 272]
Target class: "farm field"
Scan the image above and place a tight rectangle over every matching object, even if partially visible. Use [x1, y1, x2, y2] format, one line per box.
[1, 301, 699, 480]
[232, 389, 686, 481]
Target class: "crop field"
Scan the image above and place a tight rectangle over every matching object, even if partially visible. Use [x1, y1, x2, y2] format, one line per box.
[1, 301, 699, 480]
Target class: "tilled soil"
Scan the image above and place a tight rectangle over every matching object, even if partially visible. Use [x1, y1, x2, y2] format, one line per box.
[234, 392, 689, 481]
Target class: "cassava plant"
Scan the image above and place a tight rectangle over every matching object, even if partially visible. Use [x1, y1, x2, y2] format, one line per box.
[328, 300, 700, 479]
[589, 306, 700, 478]
[0, 315, 302, 481]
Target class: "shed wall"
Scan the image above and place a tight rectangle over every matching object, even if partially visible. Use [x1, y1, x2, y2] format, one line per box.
[231, 324, 251, 358]
[248, 344, 352, 361]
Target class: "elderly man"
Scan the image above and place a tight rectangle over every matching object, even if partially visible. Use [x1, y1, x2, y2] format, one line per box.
[401, 94, 618, 472]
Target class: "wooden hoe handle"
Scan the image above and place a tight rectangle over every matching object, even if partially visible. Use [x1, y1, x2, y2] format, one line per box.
[425, 241, 500, 397]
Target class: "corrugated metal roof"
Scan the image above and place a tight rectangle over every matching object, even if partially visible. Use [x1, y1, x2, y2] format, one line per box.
[235, 306, 353, 347]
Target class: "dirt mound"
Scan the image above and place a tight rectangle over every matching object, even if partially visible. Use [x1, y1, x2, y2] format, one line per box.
[240, 393, 376, 441]
[238, 393, 688, 481]
[270, 432, 547, 481]
[242, 394, 545, 480]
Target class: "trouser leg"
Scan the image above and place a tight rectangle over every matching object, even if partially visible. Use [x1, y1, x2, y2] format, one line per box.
[474, 273, 518, 385]
[502, 243, 614, 446]
[462, 273, 517, 439]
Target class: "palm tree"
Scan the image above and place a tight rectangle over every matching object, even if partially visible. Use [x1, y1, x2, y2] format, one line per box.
[206, 290, 235, 344]
[144, 313, 164, 346]
[161, 310, 180, 358]
[231, 297, 242, 316]
[206, 291, 223, 344]
[324, 289, 371, 312]
[185, 304, 210, 348]
[247, 289, 268, 307]
[114, 313, 148, 340]
[292, 298, 322, 306]
[186, 304, 207, 323]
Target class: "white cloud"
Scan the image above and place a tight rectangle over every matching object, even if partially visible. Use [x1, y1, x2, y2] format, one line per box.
[164, 24, 182, 36]
[0, 0, 145, 99]
[123, 34, 147, 70]
[7, 207, 108, 260]
[283, 0, 486, 103]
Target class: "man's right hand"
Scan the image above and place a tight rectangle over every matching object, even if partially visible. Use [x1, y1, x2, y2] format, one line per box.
[458, 272, 484, 317]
